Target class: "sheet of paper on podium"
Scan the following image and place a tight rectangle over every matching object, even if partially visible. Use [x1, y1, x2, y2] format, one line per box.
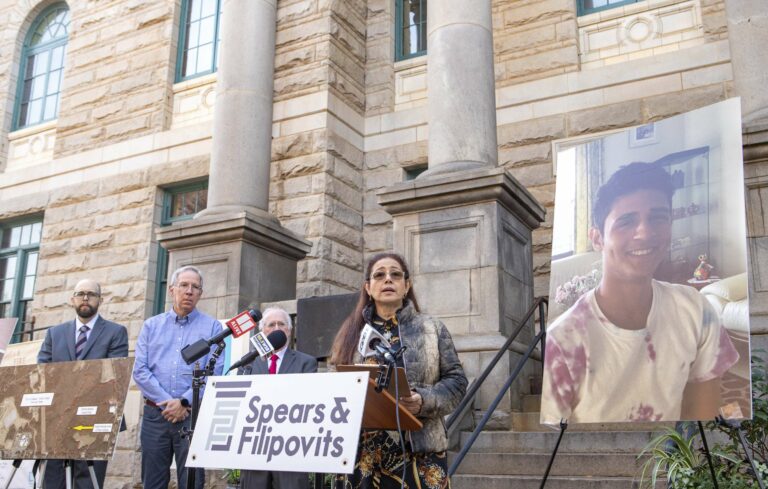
[0, 357, 134, 461]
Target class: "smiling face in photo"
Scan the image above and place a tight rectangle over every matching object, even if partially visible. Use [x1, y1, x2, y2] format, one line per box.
[590, 188, 672, 284]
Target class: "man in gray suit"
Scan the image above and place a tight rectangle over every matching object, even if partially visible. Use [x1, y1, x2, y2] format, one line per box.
[38, 278, 129, 489]
[240, 307, 317, 489]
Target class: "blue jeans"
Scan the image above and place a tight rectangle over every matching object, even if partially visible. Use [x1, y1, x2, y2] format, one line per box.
[140, 405, 204, 489]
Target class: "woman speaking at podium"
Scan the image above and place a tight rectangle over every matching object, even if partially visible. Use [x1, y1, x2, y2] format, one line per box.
[330, 252, 467, 488]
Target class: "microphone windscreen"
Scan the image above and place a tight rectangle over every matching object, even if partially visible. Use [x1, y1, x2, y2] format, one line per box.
[266, 329, 288, 351]
[249, 309, 262, 323]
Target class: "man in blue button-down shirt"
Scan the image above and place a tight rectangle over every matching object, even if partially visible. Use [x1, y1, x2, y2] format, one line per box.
[133, 265, 223, 489]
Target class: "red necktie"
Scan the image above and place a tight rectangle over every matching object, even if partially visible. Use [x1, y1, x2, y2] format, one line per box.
[269, 354, 278, 374]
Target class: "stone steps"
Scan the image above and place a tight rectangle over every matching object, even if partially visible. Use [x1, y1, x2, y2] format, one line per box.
[450, 395, 667, 488]
[458, 430, 660, 454]
[452, 474, 657, 489]
[450, 452, 646, 477]
[510, 411, 675, 433]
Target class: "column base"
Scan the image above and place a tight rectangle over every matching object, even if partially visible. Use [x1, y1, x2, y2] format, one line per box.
[156, 211, 311, 318]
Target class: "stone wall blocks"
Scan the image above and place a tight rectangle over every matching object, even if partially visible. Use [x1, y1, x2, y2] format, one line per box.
[278, 194, 325, 218]
[327, 198, 363, 229]
[498, 142, 553, 167]
[33, 275, 68, 295]
[566, 100, 643, 136]
[272, 130, 327, 160]
[145, 157, 209, 186]
[642, 84, 726, 122]
[276, 152, 328, 178]
[70, 231, 115, 252]
[108, 263, 149, 284]
[106, 282, 147, 304]
[363, 224, 393, 253]
[364, 209, 392, 226]
[118, 187, 156, 208]
[331, 241, 364, 271]
[277, 0, 318, 24]
[114, 225, 153, 246]
[495, 24, 557, 57]
[332, 158, 363, 188]
[38, 239, 72, 259]
[279, 174, 315, 198]
[504, 162, 555, 189]
[49, 182, 100, 208]
[102, 300, 146, 323]
[501, 44, 578, 83]
[92, 207, 150, 231]
[326, 133, 364, 167]
[41, 290, 73, 310]
[326, 176, 362, 210]
[275, 66, 328, 99]
[364, 168, 403, 191]
[99, 172, 148, 196]
[275, 46, 316, 72]
[497, 115, 565, 148]
[45, 253, 89, 275]
[92, 101, 125, 120]
[501, 0, 575, 29]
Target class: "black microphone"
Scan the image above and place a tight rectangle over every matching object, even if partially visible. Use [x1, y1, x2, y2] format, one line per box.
[181, 309, 262, 365]
[227, 329, 288, 373]
[372, 340, 398, 364]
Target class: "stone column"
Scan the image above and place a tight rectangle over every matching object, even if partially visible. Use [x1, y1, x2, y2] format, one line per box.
[423, 0, 497, 177]
[379, 1, 547, 425]
[157, 0, 310, 316]
[202, 0, 277, 218]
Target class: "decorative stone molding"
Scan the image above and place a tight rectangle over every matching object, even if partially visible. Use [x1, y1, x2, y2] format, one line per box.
[578, 0, 704, 68]
[170, 73, 217, 129]
[394, 57, 427, 109]
[6, 121, 57, 171]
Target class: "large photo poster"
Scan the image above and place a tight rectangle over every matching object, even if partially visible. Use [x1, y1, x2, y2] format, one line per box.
[541, 99, 751, 425]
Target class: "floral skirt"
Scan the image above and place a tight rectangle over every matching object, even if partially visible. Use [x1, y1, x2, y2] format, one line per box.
[336, 430, 450, 489]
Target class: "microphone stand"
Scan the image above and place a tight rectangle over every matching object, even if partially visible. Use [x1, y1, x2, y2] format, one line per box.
[183, 341, 226, 489]
[374, 346, 406, 392]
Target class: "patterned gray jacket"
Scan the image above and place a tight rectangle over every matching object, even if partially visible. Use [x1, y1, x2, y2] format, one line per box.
[353, 300, 468, 453]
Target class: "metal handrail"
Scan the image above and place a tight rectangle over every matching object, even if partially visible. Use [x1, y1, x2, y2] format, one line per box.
[447, 297, 549, 477]
[9, 316, 49, 343]
[445, 297, 548, 435]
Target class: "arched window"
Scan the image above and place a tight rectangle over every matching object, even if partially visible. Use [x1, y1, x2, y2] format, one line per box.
[177, 0, 223, 81]
[395, 0, 427, 61]
[15, 3, 70, 130]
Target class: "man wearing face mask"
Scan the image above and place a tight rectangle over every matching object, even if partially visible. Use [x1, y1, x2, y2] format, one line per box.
[239, 307, 317, 489]
[38, 279, 129, 489]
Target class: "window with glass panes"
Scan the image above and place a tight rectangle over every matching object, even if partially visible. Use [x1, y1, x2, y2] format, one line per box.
[396, 0, 427, 61]
[578, 0, 638, 15]
[154, 182, 208, 314]
[15, 4, 70, 129]
[177, 0, 222, 81]
[0, 220, 42, 343]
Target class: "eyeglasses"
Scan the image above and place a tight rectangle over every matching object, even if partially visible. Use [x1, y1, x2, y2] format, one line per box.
[369, 270, 407, 281]
[264, 321, 288, 329]
[174, 282, 202, 293]
[73, 291, 100, 300]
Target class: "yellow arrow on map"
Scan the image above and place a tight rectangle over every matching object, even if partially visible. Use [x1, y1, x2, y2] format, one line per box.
[72, 426, 94, 431]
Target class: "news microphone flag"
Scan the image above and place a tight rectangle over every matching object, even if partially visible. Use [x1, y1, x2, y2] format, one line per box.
[226, 311, 258, 337]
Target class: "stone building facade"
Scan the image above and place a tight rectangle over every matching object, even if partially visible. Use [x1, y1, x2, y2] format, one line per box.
[0, 0, 766, 487]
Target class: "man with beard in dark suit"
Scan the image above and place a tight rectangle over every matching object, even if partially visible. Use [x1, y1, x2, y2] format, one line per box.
[239, 307, 317, 489]
[38, 278, 129, 489]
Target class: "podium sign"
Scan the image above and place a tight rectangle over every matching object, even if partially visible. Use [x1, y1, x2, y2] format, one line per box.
[187, 372, 367, 474]
[0, 358, 134, 460]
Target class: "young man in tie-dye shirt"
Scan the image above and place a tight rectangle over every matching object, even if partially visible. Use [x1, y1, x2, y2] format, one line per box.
[541, 162, 738, 424]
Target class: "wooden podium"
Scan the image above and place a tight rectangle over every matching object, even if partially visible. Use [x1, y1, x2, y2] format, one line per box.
[339, 365, 423, 431]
